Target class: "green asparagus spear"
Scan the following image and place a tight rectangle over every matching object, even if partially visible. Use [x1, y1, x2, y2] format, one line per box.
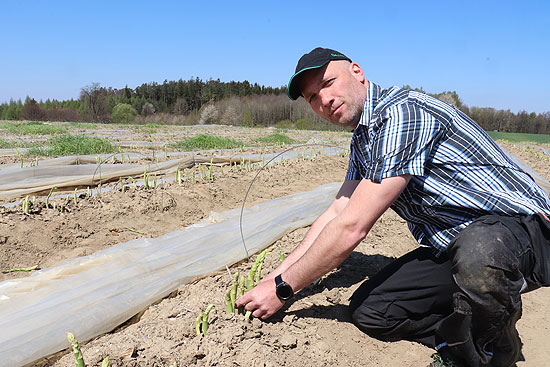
[201, 304, 215, 336]
[67, 332, 85, 367]
[225, 289, 233, 314]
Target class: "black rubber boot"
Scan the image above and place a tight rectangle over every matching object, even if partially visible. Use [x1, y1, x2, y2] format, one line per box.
[488, 307, 524, 367]
[434, 294, 489, 367]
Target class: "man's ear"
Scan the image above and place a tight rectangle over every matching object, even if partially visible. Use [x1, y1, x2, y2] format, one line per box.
[349, 62, 365, 83]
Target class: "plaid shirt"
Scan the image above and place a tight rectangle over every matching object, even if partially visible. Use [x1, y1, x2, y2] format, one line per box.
[346, 82, 550, 252]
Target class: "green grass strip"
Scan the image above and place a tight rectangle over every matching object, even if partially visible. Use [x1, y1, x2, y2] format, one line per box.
[0, 138, 43, 149]
[487, 131, 550, 144]
[144, 123, 162, 128]
[69, 122, 98, 129]
[254, 133, 295, 145]
[172, 134, 245, 150]
[0, 138, 13, 148]
[27, 135, 115, 156]
[0, 121, 67, 135]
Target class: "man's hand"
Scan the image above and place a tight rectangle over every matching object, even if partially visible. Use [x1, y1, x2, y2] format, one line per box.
[235, 278, 284, 320]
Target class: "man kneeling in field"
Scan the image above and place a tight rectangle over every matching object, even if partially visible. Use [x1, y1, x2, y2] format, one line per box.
[236, 47, 550, 367]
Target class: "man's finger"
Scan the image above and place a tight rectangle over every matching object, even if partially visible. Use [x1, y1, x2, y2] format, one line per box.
[244, 302, 256, 312]
[252, 309, 262, 318]
[234, 294, 248, 308]
[260, 310, 272, 320]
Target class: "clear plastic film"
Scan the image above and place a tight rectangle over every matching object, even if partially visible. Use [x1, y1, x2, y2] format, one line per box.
[0, 182, 340, 367]
[0, 155, 255, 201]
[0, 146, 348, 201]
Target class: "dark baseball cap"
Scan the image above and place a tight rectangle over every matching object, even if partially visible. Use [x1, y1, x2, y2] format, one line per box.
[287, 47, 351, 100]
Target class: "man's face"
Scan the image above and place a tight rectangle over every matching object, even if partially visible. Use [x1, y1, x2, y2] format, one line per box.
[299, 60, 368, 128]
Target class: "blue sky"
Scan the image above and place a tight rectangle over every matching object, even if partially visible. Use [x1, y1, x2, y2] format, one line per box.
[2, 0, 549, 113]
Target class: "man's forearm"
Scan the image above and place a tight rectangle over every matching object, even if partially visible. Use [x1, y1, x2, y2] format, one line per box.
[263, 180, 359, 281]
[262, 207, 338, 281]
[282, 213, 368, 292]
[281, 175, 412, 292]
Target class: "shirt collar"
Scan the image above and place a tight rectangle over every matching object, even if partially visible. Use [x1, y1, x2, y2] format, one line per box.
[358, 81, 382, 127]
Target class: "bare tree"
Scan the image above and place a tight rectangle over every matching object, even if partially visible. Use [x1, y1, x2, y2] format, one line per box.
[45, 108, 79, 122]
[142, 102, 155, 116]
[221, 105, 239, 125]
[80, 82, 110, 121]
[172, 98, 188, 115]
[199, 105, 218, 124]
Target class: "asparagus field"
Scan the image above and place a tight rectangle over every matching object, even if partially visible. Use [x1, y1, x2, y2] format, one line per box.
[1, 122, 549, 366]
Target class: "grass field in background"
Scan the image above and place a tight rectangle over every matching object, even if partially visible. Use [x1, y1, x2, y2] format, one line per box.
[254, 133, 295, 145]
[487, 131, 550, 144]
[0, 138, 42, 149]
[68, 122, 98, 130]
[172, 134, 245, 150]
[26, 135, 115, 156]
[0, 121, 67, 135]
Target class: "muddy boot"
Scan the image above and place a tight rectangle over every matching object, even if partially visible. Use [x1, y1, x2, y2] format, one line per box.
[434, 294, 489, 367]
[488, 307, 524, 367]
[435, 313, 482, 366]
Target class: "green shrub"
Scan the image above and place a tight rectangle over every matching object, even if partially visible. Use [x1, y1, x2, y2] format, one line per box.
[111, 103, 138, 123]
[243, 111, 253, 127]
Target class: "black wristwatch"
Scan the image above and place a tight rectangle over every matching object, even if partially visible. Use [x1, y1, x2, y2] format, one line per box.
[275, 274, 294, 301]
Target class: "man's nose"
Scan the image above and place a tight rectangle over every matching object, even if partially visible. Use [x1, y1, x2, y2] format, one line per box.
[319, 90, 333, 107]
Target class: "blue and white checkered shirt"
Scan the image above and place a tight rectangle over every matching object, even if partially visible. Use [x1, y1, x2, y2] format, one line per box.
[346, 82, 550, 252]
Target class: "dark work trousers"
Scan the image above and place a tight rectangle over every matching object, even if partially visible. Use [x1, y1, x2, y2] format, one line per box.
[349, 214, 550, 367]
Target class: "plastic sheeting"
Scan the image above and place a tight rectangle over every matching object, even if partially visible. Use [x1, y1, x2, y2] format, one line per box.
[0, 155, 254, 200]
[0, 182, 340, 367]
[0, 151, 207, 171]
[0, 146, 346, 202]
[2, 144, 548, 203]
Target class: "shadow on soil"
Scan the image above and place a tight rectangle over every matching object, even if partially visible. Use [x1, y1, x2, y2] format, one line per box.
[268, 251, 397, 324]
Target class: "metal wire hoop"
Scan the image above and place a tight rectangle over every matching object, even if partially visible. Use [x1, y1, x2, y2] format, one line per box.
[238, 143, 343, 259]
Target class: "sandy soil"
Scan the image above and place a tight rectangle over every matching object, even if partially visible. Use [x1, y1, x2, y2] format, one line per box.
[1, 135, 550, 367]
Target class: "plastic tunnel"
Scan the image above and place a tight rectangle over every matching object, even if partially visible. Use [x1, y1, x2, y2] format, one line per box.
[0, 182, 340, 367]
[0, 154, 258, 201]
[0, 146, 347, 201]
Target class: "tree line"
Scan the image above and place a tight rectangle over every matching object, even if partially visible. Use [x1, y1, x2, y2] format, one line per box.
[402, 87, 550, 135]
[0, 78, 548, 135]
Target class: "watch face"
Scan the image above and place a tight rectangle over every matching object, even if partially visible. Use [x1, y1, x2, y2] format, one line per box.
[276, 283, 293, 300]
[275, 274, 294, 301]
